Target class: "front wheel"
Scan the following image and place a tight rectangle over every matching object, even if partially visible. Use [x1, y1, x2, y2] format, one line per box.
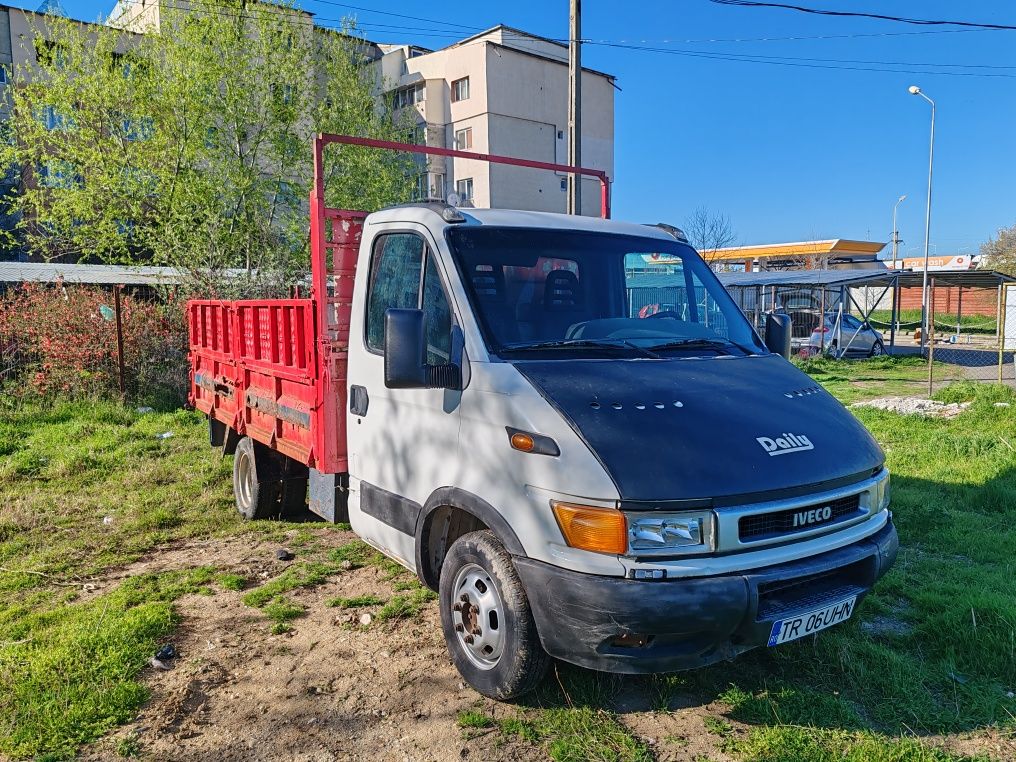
[439, 530, 549, 700]
[869, 339, 885, 357]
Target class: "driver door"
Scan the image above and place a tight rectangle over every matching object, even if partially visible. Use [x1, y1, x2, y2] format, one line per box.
[345, 228, 462, 569]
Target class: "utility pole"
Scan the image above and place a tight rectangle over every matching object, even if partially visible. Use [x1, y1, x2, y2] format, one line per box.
[567, 0, 581, 215]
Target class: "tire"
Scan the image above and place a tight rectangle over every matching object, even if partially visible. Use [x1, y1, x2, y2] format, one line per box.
[439, 530, 550, 700]
[232, 436, 283, 520]
[869, 339, 885, 357]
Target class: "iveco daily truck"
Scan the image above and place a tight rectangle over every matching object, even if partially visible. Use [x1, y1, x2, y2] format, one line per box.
[188, 134, 898, 699]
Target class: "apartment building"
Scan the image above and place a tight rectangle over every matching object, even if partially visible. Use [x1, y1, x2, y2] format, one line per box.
[375, 26, 615, 217]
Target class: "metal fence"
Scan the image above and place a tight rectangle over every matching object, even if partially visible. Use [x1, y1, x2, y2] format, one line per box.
[923, 281, 1016, 392]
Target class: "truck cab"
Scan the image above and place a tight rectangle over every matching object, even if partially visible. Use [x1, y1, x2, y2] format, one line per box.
[189, 136, 896, 700]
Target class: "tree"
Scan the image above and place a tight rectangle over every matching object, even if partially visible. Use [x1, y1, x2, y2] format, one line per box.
[980, 222, 1016, 277]
[0, 2, 415, 291]
[683, 206, 735, 261]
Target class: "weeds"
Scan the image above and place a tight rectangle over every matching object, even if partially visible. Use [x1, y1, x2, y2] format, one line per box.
[326, 594, 386, 609]
[262, 597, 305, 635]
[375, 588, 437, 622]
[457, 709, 495, 729]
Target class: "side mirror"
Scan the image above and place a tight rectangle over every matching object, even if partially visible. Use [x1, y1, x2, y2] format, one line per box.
[765, 312, 792, 360]
[383, 308, 462, 390]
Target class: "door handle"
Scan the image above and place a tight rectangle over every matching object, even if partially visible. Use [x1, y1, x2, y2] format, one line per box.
[349, 385, 369, 416]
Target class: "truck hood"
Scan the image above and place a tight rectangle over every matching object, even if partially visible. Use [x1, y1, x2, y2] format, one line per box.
[514, 354, 883, 505]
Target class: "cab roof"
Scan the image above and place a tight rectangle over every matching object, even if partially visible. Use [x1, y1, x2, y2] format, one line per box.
[365, 204, 677, 242]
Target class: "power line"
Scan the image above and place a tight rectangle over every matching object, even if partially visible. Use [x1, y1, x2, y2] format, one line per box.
[709, 1, 1016, 31]
[588, 41, 1016, 78]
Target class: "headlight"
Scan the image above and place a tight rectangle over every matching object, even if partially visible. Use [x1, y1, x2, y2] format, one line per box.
[624, 512, 715, 555]
[869, 471, 894, 514]
[878, 472, 891, 511]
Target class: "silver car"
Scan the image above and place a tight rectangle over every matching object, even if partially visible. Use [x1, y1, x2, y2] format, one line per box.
[806, 312, 885, 358]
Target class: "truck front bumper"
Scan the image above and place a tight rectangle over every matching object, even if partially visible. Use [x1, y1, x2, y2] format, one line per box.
[514, 519, 898, 674]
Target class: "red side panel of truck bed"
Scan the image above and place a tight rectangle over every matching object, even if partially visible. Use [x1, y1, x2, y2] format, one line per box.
[187, 207, 364, 474]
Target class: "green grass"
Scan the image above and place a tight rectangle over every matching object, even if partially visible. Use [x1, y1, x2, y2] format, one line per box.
[375, 588, 437, 622]
[217, 572, 247, 591]
[792, 355, 958, 403]
[457, 709, 495, 729]
[326, 593, 386, 609]
[0, 568, 216, 759]
[262, 597, 306, 635]
[0, 400, 240, 605]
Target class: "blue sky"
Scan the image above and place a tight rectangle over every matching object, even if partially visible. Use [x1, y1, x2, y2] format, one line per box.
[26, 0, 1016, 254]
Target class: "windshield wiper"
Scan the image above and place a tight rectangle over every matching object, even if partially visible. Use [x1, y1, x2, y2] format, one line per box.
[647, 338, 740, 354]
[500, 338, 659, 358]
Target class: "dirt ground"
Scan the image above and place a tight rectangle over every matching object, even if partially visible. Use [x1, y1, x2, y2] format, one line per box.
[77, 532, 1013, 762]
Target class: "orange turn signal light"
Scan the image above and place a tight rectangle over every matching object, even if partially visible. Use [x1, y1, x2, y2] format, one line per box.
[551, 502, 628, 555]
[510, 432, 535, 452]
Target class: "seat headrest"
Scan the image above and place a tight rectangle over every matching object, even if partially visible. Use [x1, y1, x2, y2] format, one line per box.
[544, 269, 581, 311]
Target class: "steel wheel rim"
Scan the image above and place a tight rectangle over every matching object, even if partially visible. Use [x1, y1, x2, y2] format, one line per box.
[236, 450, 254, 513]
[451, 563, 505, 670]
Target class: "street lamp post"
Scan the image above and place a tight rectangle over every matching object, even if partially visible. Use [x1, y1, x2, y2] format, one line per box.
[909, 85, 935, 352]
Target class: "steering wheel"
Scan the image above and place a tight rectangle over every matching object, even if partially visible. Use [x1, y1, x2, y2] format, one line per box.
[644, 310, 683, 320]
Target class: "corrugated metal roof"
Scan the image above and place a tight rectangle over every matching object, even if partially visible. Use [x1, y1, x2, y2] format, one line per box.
[0, 261, 186, 285]
[717, 269, 895, 289]
[893, 269, 1016, 289]
[717, 268, 1016, 290]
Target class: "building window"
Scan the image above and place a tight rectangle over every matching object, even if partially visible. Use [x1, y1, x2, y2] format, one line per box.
[40, 105, 73, 132]
[120, 116, 154, 142]
[455, 178, 473, 202]
[393, 82, 425, 109]
[451, 77, 469, 103]
[415, 172, 445, 201]
[454, 127, 472, 150]
[38, 159, 81, 189]
[0, 67, 8, 85]
[560, 178, 567, 191]
[35, 40, 68, 69]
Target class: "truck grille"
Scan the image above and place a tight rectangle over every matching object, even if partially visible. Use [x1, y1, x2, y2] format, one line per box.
[739, 494, 862, 543]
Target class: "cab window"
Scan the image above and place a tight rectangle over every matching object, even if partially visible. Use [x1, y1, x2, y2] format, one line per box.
[365, 232, 452, 360]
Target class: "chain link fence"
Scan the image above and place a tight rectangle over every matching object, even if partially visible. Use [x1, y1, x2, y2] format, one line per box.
[923, 281, 1015, 393]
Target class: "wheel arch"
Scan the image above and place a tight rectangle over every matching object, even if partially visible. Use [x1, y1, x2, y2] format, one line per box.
[415, 487, 526, 590]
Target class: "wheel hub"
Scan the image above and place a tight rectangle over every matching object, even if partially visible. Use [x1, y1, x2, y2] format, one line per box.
[236, 450, 253, 512]
[451, 563, 504, 670]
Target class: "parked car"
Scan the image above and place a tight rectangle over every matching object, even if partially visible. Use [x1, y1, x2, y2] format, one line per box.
[806, 312, 885, 357]
[189, 134, 897, 700]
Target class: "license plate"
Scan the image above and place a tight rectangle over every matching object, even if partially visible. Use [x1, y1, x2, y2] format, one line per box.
[767, 596, 857, 646]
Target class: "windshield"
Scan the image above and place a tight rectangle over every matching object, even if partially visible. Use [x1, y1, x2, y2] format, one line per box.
[446, 227, 766, 357]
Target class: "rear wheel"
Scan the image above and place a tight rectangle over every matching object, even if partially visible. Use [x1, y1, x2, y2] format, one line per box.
[232, 437, 283, 520]
[439, 530, 549, 700]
